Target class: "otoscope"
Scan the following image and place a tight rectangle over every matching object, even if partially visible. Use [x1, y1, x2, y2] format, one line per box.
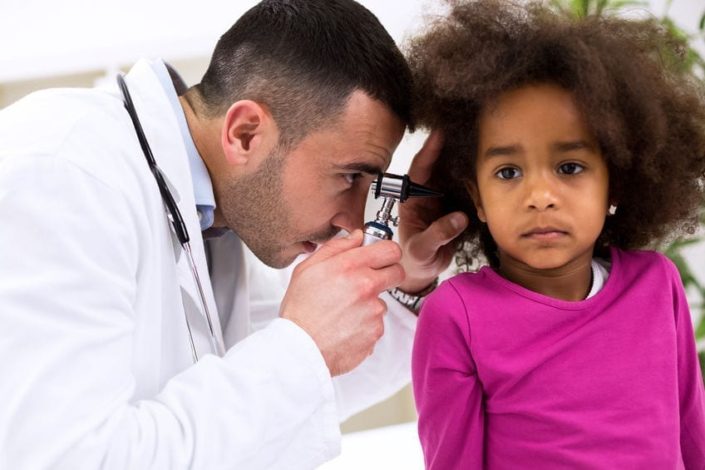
[362, 173, 443, 246]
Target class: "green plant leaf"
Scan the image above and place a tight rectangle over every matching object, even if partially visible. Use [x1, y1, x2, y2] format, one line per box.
[696, 315, 705, 339]
[603, 0, 648, 12]
[665, 237, 704, 252]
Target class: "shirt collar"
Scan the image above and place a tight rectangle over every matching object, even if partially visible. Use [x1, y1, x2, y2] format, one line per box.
[150, 59, 216, 231]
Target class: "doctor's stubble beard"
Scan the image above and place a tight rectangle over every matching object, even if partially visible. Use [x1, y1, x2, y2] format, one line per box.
[217, 149, 339, 269]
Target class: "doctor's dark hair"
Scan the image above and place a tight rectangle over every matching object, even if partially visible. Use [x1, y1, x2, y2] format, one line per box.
[407, 0, 705, 268]
[193, 0, 413, 148]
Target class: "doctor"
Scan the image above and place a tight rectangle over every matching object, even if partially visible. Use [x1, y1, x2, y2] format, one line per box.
[0, 0, 467, 468]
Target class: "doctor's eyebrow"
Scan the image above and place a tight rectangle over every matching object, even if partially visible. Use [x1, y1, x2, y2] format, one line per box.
[334, 162, 384, 175]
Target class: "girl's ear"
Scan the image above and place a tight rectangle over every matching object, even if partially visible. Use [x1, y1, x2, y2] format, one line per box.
[466, 180, 487, 222]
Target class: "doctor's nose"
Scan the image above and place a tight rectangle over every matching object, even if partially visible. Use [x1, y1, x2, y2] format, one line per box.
[331, 197, 366, 234]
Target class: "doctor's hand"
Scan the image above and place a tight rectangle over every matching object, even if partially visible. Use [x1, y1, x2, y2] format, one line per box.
[397, 131, 468, 294]
[279, 230, 404, 377]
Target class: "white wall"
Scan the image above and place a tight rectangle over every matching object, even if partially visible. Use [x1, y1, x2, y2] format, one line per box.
[2, 0, 702, 83]
[0, 1, 437, 83]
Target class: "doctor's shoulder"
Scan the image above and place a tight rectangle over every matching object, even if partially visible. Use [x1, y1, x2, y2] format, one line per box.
[0, 87, 143, 195]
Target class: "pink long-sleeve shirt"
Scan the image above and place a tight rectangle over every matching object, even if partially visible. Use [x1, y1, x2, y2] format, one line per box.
[412, 247, 705, 469]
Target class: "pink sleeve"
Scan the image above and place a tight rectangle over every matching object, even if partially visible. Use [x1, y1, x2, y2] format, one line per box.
[667, 259, 705, 468]
[412, 281, 484, 469]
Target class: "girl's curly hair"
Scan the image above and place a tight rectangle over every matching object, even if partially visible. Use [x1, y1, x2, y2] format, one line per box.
[407, 0, 705, 268]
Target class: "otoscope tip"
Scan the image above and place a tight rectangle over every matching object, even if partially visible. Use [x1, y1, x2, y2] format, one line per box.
[371, 172, 442, 202]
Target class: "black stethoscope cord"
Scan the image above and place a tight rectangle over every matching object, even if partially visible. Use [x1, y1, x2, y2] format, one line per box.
[116, 74, 190, 246]
[116, 73, 225, 362]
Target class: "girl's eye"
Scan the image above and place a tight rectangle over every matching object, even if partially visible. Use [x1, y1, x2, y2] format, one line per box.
[496, 167, 522, 180]
[557, 162, 585, 175]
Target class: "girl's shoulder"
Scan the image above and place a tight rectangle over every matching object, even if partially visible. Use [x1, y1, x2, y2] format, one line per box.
[426, 267, 502, 309]
[440, 267, 493, 293]
[610, 247, 680, 283]
[419, 270, 493, 330]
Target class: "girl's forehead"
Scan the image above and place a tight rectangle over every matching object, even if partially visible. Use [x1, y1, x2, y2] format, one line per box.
[483, 83, 577, 117]
[478, 84, 593, 139]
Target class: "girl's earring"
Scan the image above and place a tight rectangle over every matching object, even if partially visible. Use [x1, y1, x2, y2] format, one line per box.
[608, 204, 617, 216]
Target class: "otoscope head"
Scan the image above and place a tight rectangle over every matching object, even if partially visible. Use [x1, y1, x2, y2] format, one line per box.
[371, 172, 443, 202]
[363, 172, 443, 243]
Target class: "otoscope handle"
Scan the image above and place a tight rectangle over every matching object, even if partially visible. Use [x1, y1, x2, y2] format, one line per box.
[362, 221, 393, 246]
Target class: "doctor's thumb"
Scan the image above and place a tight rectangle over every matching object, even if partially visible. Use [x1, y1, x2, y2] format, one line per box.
[308, 229, 363, 263]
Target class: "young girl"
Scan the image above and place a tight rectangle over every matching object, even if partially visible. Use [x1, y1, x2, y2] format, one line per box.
[407, 0, 705, 467]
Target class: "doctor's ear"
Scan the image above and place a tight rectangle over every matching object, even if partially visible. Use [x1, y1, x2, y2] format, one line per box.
[221, 100, 278, 166]
[466, 180, 487, 223]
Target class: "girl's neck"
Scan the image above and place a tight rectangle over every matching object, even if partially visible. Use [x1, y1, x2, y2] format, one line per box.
[496, 251, 594, 301]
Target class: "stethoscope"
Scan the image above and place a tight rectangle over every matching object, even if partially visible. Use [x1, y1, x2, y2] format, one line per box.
[116, 74, 225, 363]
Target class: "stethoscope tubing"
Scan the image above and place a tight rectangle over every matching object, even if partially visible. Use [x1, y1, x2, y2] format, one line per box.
[116, 74, 225, 362]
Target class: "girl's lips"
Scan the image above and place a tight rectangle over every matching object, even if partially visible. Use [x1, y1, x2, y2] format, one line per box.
[522, 228, 568, 240]
[527, 231, 565, 239]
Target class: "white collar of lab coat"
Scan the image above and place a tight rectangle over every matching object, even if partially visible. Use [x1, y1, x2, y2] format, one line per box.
[120, 59, 225, 355]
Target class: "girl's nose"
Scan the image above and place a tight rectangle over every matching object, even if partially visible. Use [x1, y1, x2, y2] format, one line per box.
[525, 173, 558, 211]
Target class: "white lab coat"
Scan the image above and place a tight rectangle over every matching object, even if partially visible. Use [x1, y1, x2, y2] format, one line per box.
[0, 60, 416, 469]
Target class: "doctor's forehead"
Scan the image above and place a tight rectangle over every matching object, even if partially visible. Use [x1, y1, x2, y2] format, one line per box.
[330, 92, 404, 164]
[289, 93, 403, 169]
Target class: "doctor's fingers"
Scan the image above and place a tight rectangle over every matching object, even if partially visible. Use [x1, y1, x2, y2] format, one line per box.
[407, 130, 444, 185]
[299, 229, 363, 268]
[363, 298, 388, 338]
[346, 263, 406, 298]
[331, 239, 402, 272]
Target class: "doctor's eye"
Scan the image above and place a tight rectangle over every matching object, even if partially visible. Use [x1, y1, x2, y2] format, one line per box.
[557, 162, 585, 175]
[495, 167, 522, 180]
[343, 173, 363, 185]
